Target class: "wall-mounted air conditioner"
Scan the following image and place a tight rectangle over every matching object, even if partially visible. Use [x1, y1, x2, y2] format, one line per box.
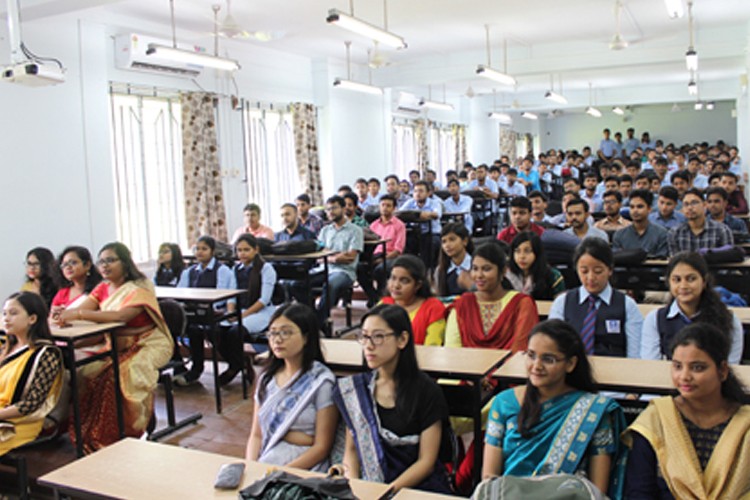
[394, 91, 423, 116]
[114, 33, 203, 78]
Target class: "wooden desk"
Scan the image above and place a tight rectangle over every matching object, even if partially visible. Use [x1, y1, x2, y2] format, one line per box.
[155, 287, 246, 413]
[494, 351, 750, 394]
[39, 438, 392, 499]
[395, 489, 459, 499]
[322, 339, 510, 487]
[51, 321, 125, 458]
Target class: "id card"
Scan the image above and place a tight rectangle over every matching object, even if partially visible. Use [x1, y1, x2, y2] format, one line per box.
[605, 320, 621, 334]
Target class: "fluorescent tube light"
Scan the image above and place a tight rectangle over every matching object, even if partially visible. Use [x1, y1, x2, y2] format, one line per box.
[146, 44, 240, 71]
[664, 0, 684, 18]
[694, 101, 703, 110]
[521, 111, 538, 120]
[419, 99, 454, 111]
[476, 65, 516, 86]
[612, 106, 625, 115]
[685, 48, 698, 72]
[586, 106, 602, 118]
[488, 112, 512, 124]
[333, 78, 383, 95]
[327, 9, 407, 49]
[545, 90, 568, 104]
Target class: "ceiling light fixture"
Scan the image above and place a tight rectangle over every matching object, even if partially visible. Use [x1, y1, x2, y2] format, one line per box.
[488, 112, 512, 124]
[664, 0, 684, 18]
[688, 78, 697, 95]
[420, 84, 454, 111]
[694, 101, 703, 110]
[586, 82, 602, 117]
[326, 1, 406, 50]
[147, 0, 240, 71]
[333, 41, 383, 95]
[612, 106, 625, 115]
[521, 111, 538, 120]
[706, 101, 715, 110]
[476, 25, 516, 86]
[685, 1, 698, 71]
[545, 74, 568, 104]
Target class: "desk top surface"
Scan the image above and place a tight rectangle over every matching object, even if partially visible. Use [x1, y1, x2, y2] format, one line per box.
[50, 321, 125, 340]
[264, 249, 337, 261]
[155, 286, 245, 302]
[535, 300, 750, 323]
[39, 438, 392, 500]
[322, 339, 510, 378]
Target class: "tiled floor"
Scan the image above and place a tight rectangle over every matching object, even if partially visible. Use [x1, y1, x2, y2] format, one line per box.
[0, 303, 365, 499]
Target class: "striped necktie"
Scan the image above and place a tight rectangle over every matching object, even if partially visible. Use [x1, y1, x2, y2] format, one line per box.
[581, 295, 599, 355]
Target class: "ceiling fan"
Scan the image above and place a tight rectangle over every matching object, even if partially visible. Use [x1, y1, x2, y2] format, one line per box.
[609, 0, 628, 50]
[368, 41, 390, 69]
[206, 0, 285, 42]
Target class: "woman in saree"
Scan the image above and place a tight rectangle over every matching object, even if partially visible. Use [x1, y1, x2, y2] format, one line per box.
[624, 323, 750, 499]
[482, 319, 626, 499]
[0, 292, 63, 456]
[333, 304, 452, 495]
[55, 242, 173, 453]
[445, 242, 539, 352]
[245, 303, 337, 471]
[381, 254, 445, 346]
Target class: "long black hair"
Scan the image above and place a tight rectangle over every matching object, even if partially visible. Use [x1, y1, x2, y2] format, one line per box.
[435, 222, 474, 296]
[2, 292, 54, 354]
[257, 303, 325, 403]
[362, 304, 424, 424]
[234, 233, 266, 308]
[98, 242, 146, 283]
[58, 246, 102, 293]
[508, 232, 553, 300]
[518, 319, 597, 437]
[156, 243, 185, 281]
[573, 237, 614, 269]
[670, 323, 747, 404]
[24, 247, 60, 308]
[666, 252, 733, 334]
[389, 255, 433, 299]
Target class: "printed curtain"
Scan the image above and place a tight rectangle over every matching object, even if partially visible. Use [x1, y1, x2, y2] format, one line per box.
[499, 128, 518, 162]
[180, 91, 227, 246]
[415, 119, 429, 174]
[291, 102, 323, 206]
[453, 124, 467, 169]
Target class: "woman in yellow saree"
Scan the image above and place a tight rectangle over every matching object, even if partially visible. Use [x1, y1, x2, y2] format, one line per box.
[623, 323, 750, 499]
[0, 292, 63, 456]
[56, 242, 173, 453]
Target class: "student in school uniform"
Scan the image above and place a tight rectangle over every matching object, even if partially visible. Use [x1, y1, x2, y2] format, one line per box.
[173, 235, 236, 386]
[153, 243, 184, 287]
[548, 237, 643, 358]
[434, 222, 474, 297]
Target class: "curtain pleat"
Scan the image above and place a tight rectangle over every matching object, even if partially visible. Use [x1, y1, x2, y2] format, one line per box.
[291, 103, 323, 206]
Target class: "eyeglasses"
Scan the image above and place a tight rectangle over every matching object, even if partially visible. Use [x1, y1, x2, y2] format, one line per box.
[24, 261, 40, 268]
[60, 260, 81, 269]
[525, 351, 567, 366]
[97, 257, 120, 267]
[356, 330, 396, 346]
[267, 328, 297, 341]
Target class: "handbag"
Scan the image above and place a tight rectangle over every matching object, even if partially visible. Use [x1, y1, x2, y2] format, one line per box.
[471, 474, 605, 500]
[239, 470, 357, 500]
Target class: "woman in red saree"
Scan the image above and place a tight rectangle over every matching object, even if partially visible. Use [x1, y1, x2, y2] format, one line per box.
[446, 242, 538, 352]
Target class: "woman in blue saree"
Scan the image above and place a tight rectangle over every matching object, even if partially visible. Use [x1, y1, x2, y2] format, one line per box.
[333, 304, 452, 495]
[245, 303, 337, 472]
[482, 319, 627, 499]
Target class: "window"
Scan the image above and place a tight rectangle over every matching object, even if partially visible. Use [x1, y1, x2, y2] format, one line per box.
[109, 91, 186, 263]
[428, 125, 456, 181]
[392, 122, 418, 181]
[243, 106, 299, 226]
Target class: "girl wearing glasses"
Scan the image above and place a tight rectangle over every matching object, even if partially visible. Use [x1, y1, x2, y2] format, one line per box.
[49, 246, 102, 318]
[246, 303, 337, 472]
[624, 323, 750, 499]
[153, 242, 184, 287]
[333, 304, 452, 494]
[481, 319, 626, 498]
[54, 242, 173, 453]
[381, 255, 446, 346]
[20, 247, 60, 308]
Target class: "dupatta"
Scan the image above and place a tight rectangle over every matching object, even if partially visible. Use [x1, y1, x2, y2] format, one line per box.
[381, 297, 445, 345]
[625, 397, 750, 500]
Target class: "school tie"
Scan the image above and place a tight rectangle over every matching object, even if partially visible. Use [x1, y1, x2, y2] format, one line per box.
[581, 295, 599, 355]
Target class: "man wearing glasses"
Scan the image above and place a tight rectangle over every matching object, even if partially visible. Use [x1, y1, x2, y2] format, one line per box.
[667, 188, 734, 256]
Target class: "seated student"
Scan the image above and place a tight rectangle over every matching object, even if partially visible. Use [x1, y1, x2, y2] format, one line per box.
[231, 203, 274, 243]
[296, 194, 324, 236]
[381, 255, 445, 346]
[686, 155, 709, 189]
[384, 174, 409, 206]
[612, 189, 669, 258]
[55, 242, 173, 452]
[442, 178, 474, 233]
[707, 171, 723, 188]
[670, 170, 692, 201]
[365, 177, 383, 211]
[528, 190, 554, 225]
[517, 157, 541, 192]
[334, 305, 452, 494]
[497, 197, 545, 244]
[506, 232, 565, 300]
[501, 168, 527, 197]
[634, 171, 653, 194]
[342, 192, 368, 228]
[624, 323, 750, 499]
[399, 179, 412, 197]
[580, 172, 603, 213]
[446, 243, 539, 352]
[174, 236, 236, 386]
[594, 190, 631, 231]
[400, 180, 442, 270]
[721, 171, 748, 215]
[153, 243, 184, 287]
[434, 223, 474, 297]
[549, 238, 643, 358]
[245, 304, 337, 471]
[563, 199, 609, 241]
[366, 194, 406, 305]
[275, 203, 316, 242]
[0, 292, 64, 456]
[50, 246, 102, 317]
[482, 320, 626, 498]
[667, 188, 734, 255]
[21, 247, 60, 308]
[465, 163, 501, 200]
[641, 252, 744, 363]
[217, 234, 278, 385]
[706, 186, 748, 234]
[649, 186, 686, 230]
[353, 178, 370, 210]
[619, 174, 633, 206]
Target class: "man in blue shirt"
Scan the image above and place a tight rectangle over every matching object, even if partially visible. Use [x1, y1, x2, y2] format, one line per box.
[443, 178, 474, 233]
[706, 187, 748, 234]
[598, 128, 618, 161]
[649, 186, 686, 230]
[275, 203, 316, 242]
[624, 128, 640, 156]
[400, 180, 442, 269]
[384, 174, 409, 206]
[517, 157, 541, 192]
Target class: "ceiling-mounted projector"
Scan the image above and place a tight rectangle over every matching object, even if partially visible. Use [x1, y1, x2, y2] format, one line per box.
[2, 61, 65, 86]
